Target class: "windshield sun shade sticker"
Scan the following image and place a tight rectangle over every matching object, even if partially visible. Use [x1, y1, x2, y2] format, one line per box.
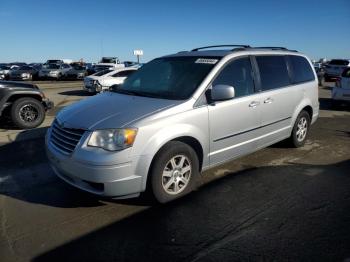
[195, 58, 218, 64]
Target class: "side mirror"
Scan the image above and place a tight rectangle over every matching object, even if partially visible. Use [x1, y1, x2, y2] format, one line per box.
[109, 84, 120, 92]
[210, 84, 235, 101]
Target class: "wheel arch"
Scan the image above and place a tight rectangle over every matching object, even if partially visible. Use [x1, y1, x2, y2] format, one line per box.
[142, 135, 205, 192]
[1, 93, 43, 116]
[302, 105, 313, 122]
[291, 99, 314, 130]
[6, 93, 43, 103]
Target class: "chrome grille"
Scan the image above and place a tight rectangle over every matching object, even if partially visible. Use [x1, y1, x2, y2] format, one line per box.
[50, 120, 85, 154]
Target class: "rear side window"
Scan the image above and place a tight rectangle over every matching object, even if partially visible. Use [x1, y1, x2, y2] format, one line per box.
[256, 56, 290, 91]
[288, 55, 315, 84]
[212, 57, 255, 98]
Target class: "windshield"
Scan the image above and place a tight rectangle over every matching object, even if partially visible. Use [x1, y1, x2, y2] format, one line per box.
[116, 56, 219, 100]
[93, 69, 113, 76]
[45, 64, 60, 69]
[47, 60, 62, 64]
[329, 60, 349, 66]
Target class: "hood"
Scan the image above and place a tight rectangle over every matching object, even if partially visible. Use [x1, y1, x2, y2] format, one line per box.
[0, 81, 38, 89]
[56, 92, 181, 130]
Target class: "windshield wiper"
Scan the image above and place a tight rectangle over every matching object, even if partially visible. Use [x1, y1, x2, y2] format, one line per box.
[111, 88, 162, 98]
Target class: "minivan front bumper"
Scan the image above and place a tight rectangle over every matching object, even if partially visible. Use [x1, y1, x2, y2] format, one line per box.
[46, 135, 144, 198]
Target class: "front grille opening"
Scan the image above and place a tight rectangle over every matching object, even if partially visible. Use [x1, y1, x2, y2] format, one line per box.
[50, 119, 85, 155]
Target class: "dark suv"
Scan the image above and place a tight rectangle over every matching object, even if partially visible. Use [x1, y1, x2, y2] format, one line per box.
[0, 81, 53, 129]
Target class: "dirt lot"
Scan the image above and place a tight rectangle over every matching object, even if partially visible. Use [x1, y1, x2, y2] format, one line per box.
[0, 81, 349, 262]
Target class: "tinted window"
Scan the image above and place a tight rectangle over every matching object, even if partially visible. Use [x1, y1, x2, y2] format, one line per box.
[212, 57, 254, 98]
[329, 60, 350, 66]
[289, 55, 315, 83]
[117, 70, 135, 77]
[256, 56, 290, 90]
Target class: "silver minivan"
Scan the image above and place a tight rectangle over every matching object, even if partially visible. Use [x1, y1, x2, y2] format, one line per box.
[46, 45, 319, 203]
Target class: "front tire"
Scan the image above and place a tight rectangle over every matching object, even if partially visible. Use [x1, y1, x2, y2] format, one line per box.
[150, 141, 199, 203]
[10, 97, 45, 129]
[289, 110, 311, 148]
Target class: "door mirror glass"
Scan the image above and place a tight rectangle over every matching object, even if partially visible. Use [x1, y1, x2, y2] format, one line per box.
[211, 84, 235, 101]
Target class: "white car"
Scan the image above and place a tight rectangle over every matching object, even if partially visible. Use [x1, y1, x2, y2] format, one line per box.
[83, 67, 137, 93]
[332, 68, 350, 105]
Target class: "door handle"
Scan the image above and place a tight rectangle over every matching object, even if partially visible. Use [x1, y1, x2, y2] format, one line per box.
[249, 101, 260, 108]
[264, 98, 274, 104]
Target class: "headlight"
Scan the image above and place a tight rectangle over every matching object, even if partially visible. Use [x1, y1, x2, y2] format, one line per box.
[88, 128, 137, 151]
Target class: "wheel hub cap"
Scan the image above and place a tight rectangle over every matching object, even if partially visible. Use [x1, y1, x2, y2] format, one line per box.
[162, 155, 192, 195]
[296, 117, 308, 142]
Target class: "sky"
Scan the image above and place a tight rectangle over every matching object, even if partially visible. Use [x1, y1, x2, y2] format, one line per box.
[0, 0, 349, 63]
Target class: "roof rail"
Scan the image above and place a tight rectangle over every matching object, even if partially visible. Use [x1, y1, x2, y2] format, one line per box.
[191, 45, 251, 52]
[254, 46, 288, 50]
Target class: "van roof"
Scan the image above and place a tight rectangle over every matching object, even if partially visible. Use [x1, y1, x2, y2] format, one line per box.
[164, 45, 301, 59]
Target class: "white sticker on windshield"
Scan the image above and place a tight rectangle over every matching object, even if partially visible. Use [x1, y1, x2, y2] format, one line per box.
[195, 58, 218, 64]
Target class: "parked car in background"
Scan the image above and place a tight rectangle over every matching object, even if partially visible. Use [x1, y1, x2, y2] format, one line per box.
[9, 65, 39, 81]
[332, 68, 350, 106]
[83, 67, 137, 93]
[47, 45, 319, 203]
[28, 63, 43, 71]
[83, 69, 113, 91]
[64, 64, 87, 80]
[92, 67, 137, 93]
[0, 65, 12, 80]
[324, 59, 350, 81]
[92, 57, 125, 73]
[92, 64, 119, 73]
[313, 62, 324, 85]
[45, 59, 73, 65]
[39, 63, 72, 80]
[0, 81, 53, 128]
[85, 63, 96, 75]
[124, 61, 138, 67]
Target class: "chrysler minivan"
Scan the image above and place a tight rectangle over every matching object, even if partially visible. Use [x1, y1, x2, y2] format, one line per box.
[46, 45, 319, 203]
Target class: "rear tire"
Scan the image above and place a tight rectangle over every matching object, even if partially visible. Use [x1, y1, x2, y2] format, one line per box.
[10, 97, 45, 129]
[288, 110, 311, 148]
[150, 141, 199, 203]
